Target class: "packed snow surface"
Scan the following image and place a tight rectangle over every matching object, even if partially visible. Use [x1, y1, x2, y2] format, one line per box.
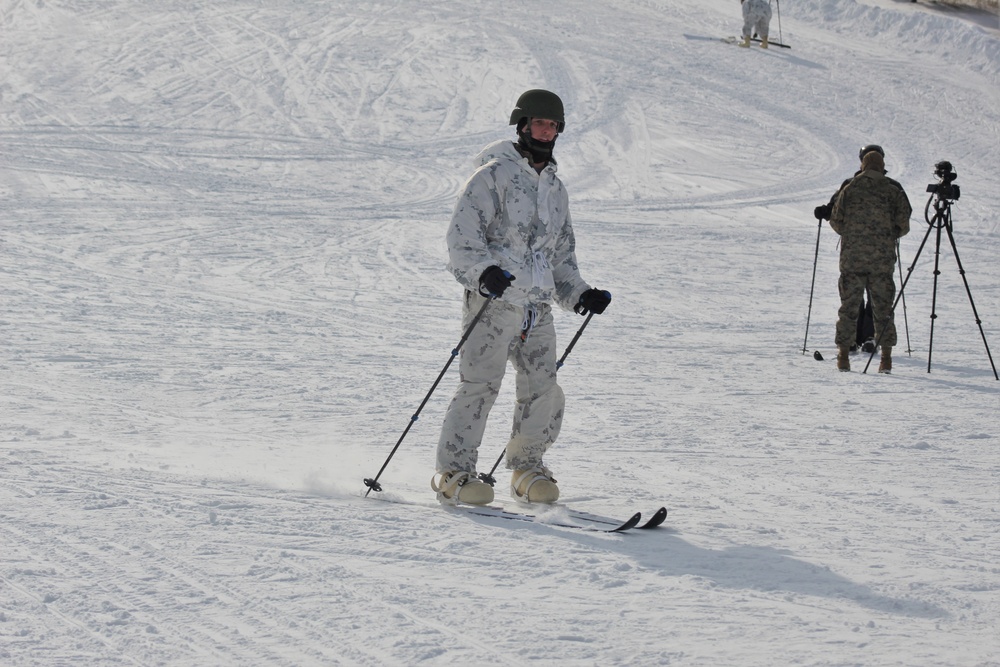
[2, 0, 999, 665]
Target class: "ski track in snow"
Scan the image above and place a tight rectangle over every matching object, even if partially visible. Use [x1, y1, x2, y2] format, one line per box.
[2, 0, 1000, 665]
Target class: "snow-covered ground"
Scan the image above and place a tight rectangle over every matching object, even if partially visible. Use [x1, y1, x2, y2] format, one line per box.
[2, 1, 999, 665]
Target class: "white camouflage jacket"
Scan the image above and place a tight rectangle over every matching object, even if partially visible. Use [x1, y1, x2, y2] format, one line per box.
[446, 139, 591, 311]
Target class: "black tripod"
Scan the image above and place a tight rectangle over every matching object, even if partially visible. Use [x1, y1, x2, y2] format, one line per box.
[864, 186, 998, 379]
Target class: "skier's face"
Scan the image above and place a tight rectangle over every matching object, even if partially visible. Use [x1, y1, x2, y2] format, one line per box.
[528, 118, 559, 142]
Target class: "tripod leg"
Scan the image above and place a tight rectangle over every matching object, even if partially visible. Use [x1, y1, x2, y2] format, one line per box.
[943, 220, 999, 380]
[926, 224, 946, 373]
[896, 240, 912, 355]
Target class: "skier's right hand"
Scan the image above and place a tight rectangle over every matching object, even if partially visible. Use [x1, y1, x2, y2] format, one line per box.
[814, 204, 831, 221]
[575, 288, 612, 316]
[479, 265, 515, 298]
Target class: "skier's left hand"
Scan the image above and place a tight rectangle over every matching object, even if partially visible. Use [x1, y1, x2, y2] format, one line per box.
[575, 288, 612, 316]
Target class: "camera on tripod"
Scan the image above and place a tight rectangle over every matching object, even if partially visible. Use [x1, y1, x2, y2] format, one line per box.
[926, 160, 960, 201]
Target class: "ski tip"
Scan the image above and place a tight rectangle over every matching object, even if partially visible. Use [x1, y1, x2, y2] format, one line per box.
[611, 511, 643, 532]
[638, 507, 668, 529]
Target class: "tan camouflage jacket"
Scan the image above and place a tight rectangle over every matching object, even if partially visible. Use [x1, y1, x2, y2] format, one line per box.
[830, 170, 911, 273]
[446, 139, 591, 310]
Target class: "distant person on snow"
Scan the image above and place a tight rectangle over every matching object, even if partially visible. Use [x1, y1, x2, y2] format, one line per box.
[815, 145, 892, 355]
[829, 150, 911, 374]
[739, 0, 773, 48]
[432, 89, 612, 506]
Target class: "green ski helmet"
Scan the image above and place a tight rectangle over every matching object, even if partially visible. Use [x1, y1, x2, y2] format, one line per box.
[859, 144, 885, 161]
[509, 89, 565, 133]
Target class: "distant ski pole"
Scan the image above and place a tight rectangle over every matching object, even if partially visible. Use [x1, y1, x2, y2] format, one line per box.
[479, 312, 595, 486]
[802, 216, 823, 355]
[775, 0, 783, 46]
[363, 297, 493, 496]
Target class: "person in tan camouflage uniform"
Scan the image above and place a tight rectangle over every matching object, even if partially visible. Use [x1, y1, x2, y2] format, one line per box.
[830, 150, 912, 373]
[815, 144, 889, 354]
[431, 90, 611, 506]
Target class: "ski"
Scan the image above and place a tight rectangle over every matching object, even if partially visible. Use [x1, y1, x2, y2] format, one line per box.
[639, 506, 669, 529]
[365, 491, 666, 533]
[753, 37, 790, 49]
[453, 504, 643, 533]
[560, 505, 668, 530]
[721, 36, 791, 49]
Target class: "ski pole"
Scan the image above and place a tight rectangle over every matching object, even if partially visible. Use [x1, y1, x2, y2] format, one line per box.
[557, 312, 594, 371]
[478, 312, 595, 486]
[775, 0, 783, 46]
[896, 240, 912, 355]
[802, 216, 823, 355]
[364, 296, 493, 496]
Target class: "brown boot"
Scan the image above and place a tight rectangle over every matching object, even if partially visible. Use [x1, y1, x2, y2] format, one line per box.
[878, 346, 892, 374]
[837, 346, 851, 372]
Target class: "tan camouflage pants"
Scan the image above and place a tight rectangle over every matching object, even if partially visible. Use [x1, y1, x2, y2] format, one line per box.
[436, 291, 564, 474]
[836, 271, 897, 348]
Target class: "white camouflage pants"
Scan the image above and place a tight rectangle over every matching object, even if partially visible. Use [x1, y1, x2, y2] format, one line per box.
[742, 0, 772, 39]
[436, 291, 564, 474]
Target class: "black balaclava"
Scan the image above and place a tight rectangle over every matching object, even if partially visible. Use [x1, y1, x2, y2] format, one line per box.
[516, 118, 558, 164]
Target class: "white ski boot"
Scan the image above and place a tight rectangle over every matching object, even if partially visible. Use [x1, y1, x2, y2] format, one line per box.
[510, 466, 559, 504]
[432, 471, 494, 505]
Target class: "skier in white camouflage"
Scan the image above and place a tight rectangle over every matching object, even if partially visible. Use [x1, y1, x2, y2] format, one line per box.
[739, 0, 773, 48]
[432, 89, 612, 506]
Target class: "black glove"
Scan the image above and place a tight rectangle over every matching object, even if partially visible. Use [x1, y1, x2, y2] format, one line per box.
[575, 288, 612, 316]
[479, 265, 515, 297]
[814, 204, 831, 221]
